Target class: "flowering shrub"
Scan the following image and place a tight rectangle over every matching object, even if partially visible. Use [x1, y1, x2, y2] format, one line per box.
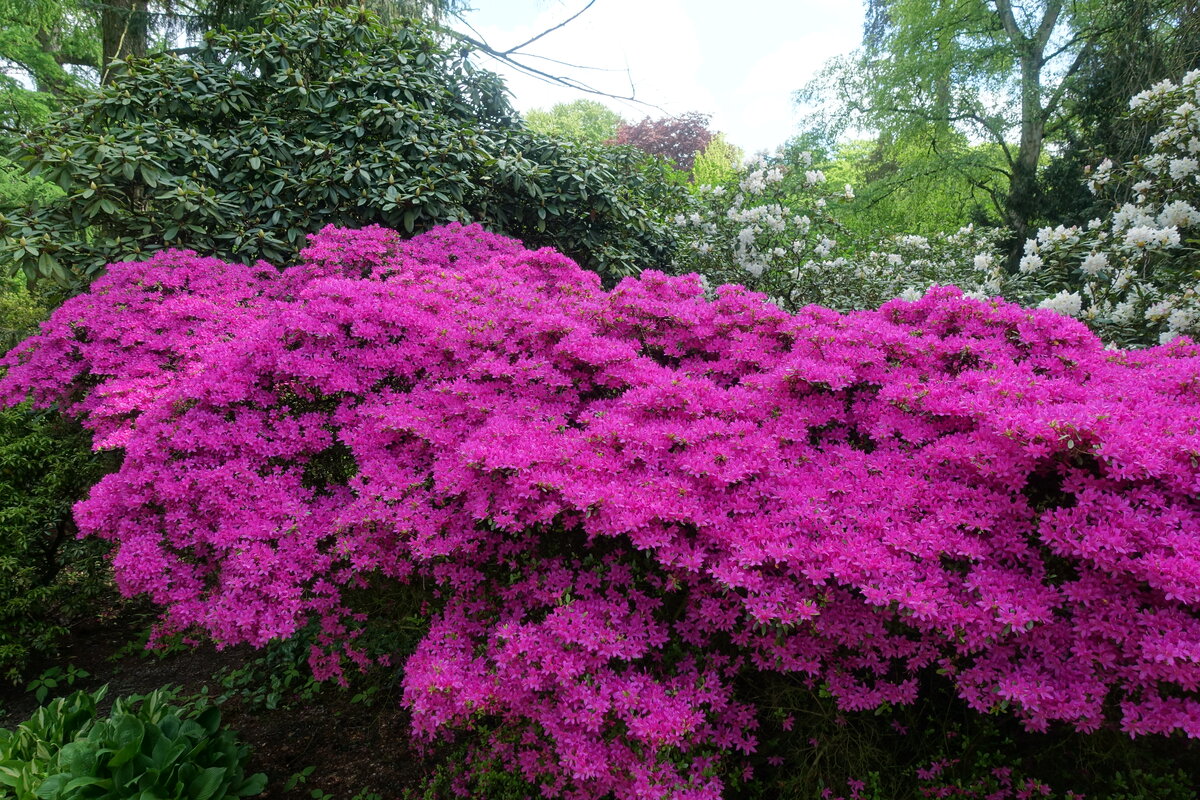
[671, 152, 1004, 312]
[1010, 70, 1200, 346]
[6, 223, 1200, 798]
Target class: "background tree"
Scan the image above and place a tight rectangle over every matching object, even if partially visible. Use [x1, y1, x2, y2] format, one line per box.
[821, 137, 1008, 237]
[800, 0, 1159, 264]
[524, 99, 623, 145]
[690, 133, 743, 186]
[0, 0, 100, 128]
[1037, 0, 1200, 224]
[0, 0, 469, 115]
[0, 1, 679, 289]
[611, 111, 715, 171]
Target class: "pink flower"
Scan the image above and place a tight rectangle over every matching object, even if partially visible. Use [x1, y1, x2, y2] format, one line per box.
[8, 223, 1200, 799]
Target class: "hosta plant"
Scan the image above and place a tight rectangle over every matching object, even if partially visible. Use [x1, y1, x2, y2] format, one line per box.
[0, 686, 266, 799]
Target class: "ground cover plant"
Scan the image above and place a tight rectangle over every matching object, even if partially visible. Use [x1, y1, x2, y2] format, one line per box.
[4, 221, 1200, 799]
[0, 684, 265, 799]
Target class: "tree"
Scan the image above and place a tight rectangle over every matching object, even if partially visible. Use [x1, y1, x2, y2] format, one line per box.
[0, 1, 680, 289]
[524, 100, 623, 145]
[690, 133, 743, 187]
[0, 0, 470, 121]
[1038, 0, 1200, 225]
[0, 0, 99, 129]
[821, 137, 1008, 238]
[801, 0, 1156, 265]
[611, 111, 715, 171]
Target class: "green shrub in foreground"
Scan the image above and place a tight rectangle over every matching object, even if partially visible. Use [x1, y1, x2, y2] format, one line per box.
[0, 406, 116, 682]
[0, 686, 266, 799]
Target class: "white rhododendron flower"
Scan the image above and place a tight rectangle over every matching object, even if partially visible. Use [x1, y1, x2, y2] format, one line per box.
[1080, 252, 1109, 275]
[1169, 157, 1199, 180]
[1039, 290, 1083, 317]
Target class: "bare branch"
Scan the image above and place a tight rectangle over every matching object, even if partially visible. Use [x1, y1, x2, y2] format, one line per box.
[442, 25, 662, 110]
[1043, 40, 1093, 121]
[439, 2, 661, 108]
[502, 0, 596, 55]
[504, 51, 630, 75]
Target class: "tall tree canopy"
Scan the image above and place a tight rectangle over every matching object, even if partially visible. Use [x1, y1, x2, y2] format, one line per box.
[0, 0, 468, 127]
[800, 0, 1197, 262]
[524, 100, 624, 145]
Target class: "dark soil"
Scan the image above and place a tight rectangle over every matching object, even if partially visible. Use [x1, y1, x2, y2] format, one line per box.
[0, 603, 430, 799]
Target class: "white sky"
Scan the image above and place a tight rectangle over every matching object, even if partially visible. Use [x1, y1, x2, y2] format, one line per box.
[457, 0, 864, 155]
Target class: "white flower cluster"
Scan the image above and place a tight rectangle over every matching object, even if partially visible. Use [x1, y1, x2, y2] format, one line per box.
[672, 154, 1002, 312]
[668, 71, 1200, 335]
[1016, 69, 1200, 346]
[670, 150, 866, 307]
[809, 224, 1007, 312]
[1038, 290, 1083, 317]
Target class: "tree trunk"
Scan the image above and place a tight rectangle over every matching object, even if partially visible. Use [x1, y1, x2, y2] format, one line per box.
[101, 0, 149, 84]
[1006, 56, 1046, 269]
[994, 0, 1060, 270]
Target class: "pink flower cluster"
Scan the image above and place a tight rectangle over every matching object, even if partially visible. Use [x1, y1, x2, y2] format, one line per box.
[6, 223, 1200, 798]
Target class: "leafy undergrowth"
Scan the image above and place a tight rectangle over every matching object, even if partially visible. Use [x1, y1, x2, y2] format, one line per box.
[0, 602, 425, 800]
[2, 602, 1196, 800]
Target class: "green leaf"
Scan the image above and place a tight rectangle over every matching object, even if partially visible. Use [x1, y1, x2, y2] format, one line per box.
[34, 773, 69, 799]
[57, 740, 97, 776]
[188, 766, 227, 800]
[237, 773, 267, 797]
[196, 707, 221, 738]
[64, 776, 112, 792]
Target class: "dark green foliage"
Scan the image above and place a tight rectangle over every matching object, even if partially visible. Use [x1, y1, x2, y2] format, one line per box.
[0, 0, 678, 291]
[213, 631, 324, 712]
[0, 406, 117, 683]
[1040, 0, 1200, 227]
[0, 686, 267, 799]
[737, 670, 1200, 800]
[0, 275, 49, 354]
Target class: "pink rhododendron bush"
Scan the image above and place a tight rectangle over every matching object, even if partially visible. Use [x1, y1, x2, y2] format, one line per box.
[5, 223, 1200, 798]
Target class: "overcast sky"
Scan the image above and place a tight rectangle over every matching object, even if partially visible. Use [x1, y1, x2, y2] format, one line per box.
[457, 1, 864, 155]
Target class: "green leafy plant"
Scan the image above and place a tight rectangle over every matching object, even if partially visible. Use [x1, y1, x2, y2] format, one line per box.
[283, 765, 315, 792]
[0, 686, 267, 799]
[1103, 769, 1196, 800]
[0, 0, 678, 292]
[213, 630, 323, 711]
[26, 665, 91, 704]
[0, 405, 117, 683]
[0, 275, 49, 353]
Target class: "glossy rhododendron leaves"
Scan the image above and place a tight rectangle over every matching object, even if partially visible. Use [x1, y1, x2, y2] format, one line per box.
[5, 223, 1200, 798]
